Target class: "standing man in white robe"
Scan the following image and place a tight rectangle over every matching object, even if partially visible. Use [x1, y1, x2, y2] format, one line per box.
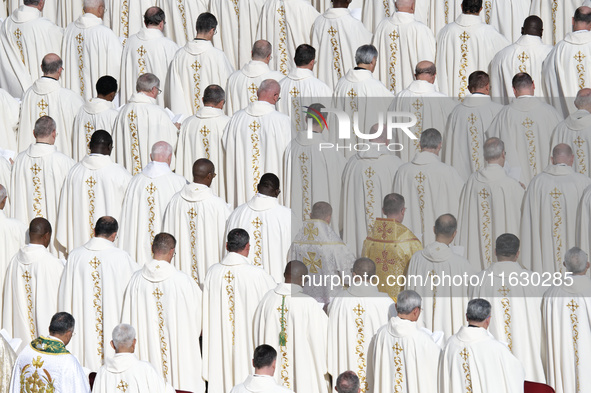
[202, 229, 276, 393]
[483, 0, 530, 43]
[17, 54, 83, 156]
[520, 144, 591, 274]
[253, 261, 328, 393]
[58, 216, 138, 371]
[155, 0, 205, 46]
[529, 0, 582, 45]
[361, 0, 394, 32]
[0, 88, 20, 153]
[120, 7, 179, 107]
[162, 159, 231, 287]
[435, 0, 509, 99]
[0, 0, 63, 99]
[165, 12, 234, 117]
[230, 345, 294, 393]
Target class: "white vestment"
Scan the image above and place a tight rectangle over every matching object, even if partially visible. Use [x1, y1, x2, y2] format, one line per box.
[367, 317, 441, 393]
[230, 375, 294, 393]
[253, 283, 328, 393]
[120, 27, 179, 106]
[0, 334, 16, 393]
[72, 97, 119, 161]
[165, 39, 234, 116]
[483, 0, 531, 43]
[56, 154, 132, 254]
[121, 259, 204, 393]
[104, 0, 152, 40]
[361, 0, 394, 32]
[61, 13, 123, 101]
[156, 0, 206, 46]
[487, 96, 563, 186]
[372, 12, 436, 95]
[457, 164, 525, 269]
[551, 109, 591, 177]
[225, 194, 294, 282]
[418, 0, 462, 37]
[202, 252, 277, 393]
[0, 88, 20, 153]
[119, 162, 187, 266]
[520, 164, 591, 274]
[225, 60, 283, 115]
[176, 106, 229, 197]
[162, 183, 231, 287]
[529, 0, 580, 45]
[2, 244, 64, 351]
[311, 8, 372, 90]
[222, 101, 291, 208]
[0, 5, 63, 99]
[436, 13, 509, 99]
[489, 35, 553, 102]
[17, 77, 84, 156]
[393, 151, 465, 245]
[112, 92, 179, 175]
[0, 210, 27, 309]
[341, 146, 403, 256]
[57, 237, 138, 371]
[56, 0, 82, 28]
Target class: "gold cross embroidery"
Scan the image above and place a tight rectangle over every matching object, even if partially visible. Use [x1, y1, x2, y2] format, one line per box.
[84, 121, 94, 134]
[187, 207, 198, 220]
[303, 222, 318, 240]
[299, 152, 308, 164]
[191, 61, 202, 72]
[224, 271, 235, 283]
[393, 342, 403, 355]
[249, 121, 261, 132]
[478, 189, 490, 199]
[574, 136, 585, 149]
[153, 288, 163, 300]
[37, 99, 48, 112]
[14, 29, 22, 40]
[89, 257, 101, 269]
[252, 217, 263, 229]
[303, 251, 322, 273]
[347, 88, 357, 98]
[498, 286, 510, 297]
[117, 380, 128, 392]
[146, 183, 157, 195]
[550, 187, 563, 199]
[75, 33, 84, 45]
[289, 87, 300, 97]
[518, 52, 529, 63]
[460, 348, 470, 361]
[365, 167, 375, 178]
[199, 126, 210, 138]
[522, 118, 534, 128]
[22, 271, 32, 282]
[468, 113, 477, 125]
[459, 31, 470, 43]
[30, 164, 41, 176]
[327, 26, 338, 37]
[567, 299, 579, 312]
[86, 177, 97, 188]
[415, 172, 426, 183]
[353, 304, 365, 316]
[575, 51, 586, 62]
[136, 46, 146, 57]
[128, 110, 137, 122]
[248, 83, 258, 96]
[389, 30, 399, 42]
[412, 99, 423, 111]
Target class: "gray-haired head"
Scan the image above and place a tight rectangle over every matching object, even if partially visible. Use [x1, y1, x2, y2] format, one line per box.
[575, 88, 591, 111]
[0, 184, 7, 206]
[136, 73, 160, 93]
[355, 44, 378, 66]
[310, 201, 332, 222]
[419, 128, 442, 151]
[466, 298, 491, 322]
[34, 116, 56, 139]
[41, 53, 62, 75]
[396, 290, 422, 314]
[434, 214, 457, 238]
[335, 371, 360, 393]
[565, 247, 589, 274]
[252, 40, 273, 61]
[83, 0, 105, 15]
[552, 143, 574, 166]
[111, 323, 136, 351]
[257, 79, 280, 104]
[483, 137, 505, 162]
[203, 84, 225, 106]
[151, 141, 173, 163]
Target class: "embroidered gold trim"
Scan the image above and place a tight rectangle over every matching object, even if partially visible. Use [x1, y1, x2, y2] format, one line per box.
[192, 61, 202, 112]
[153, 288, 169, 379]
[303, 251, 322, 274]
[427, 269, 437, 315]
[347, 88, 358, 112]
[14, 28, 25, 65]
[276, 302, 290, 387]
[230, 0, 239, 18]
[458, 32, 470, 100]
[224, 271, 236, 345]
[478, 188, 492, 266]
[30, 164, 43, 218]
[248, 83, 259, 103]
[146, 183, 157, 244]
[187, 207, 199, 283]
[415, 171, 426, 237]
[303, 222, 318, 241]
[574, 51, 586, 90]
[277, 3, 288, 75]
[388, 30, 399, 92]
[86, 176, 97, 236]
[289, 86, 301, 132]
[567, 299, 580, 392]
[127, 110, 141, 175]
[37, 99, 48, 118]
[498, 286, 512, 351]
[393, 342, 404, 392]
[327, 26, 343, 80]
[444, 0, 449, 24]
[383, 0, 391, 18]
[76, 33, 85, 97]
[484, 1, 491, 24]
[364, 167, 376, 234]
[137, 45, 147, 75]
[84, 122, 94, 156]
[517, 52, 529, 73]
[121, 0, 129, 38]
[412, 99, 423, 151]
[468, 113, 481, 171]
[460, 348, 473, 393]
[22, 270, 36, 340]
[252, 217, 263, 266]
[522, 118, 537, 175]
[551, 0, 558, 45]
[117, 380, 129, 392]
[177, 0, 188, 42]
[250, 120, 261, 193]
[89, 257, 104, 359]
[573, 136, 587, 175]
[198, 125, 211, 159]
[550, 187, 564, 273]
[299, 152, 311, 219]
[353, 304, 368, 392]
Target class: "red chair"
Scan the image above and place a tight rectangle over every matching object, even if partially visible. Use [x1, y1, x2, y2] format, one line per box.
[524, 381, 555, 393]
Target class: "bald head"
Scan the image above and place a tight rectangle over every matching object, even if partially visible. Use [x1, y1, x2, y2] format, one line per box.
[144, 6, 165, 29]
[252, 40, 272, 62]
[395, 0, 415, 13]
[284, 260, 308, 286]
[150, 141, 173, 165]
[257, 79, 280, 105]
[29, 217, 52, 247]
[575, 88, 591, 112]
[0, 184, 7, 210]
[369, 123, 388, 144]
[415, 61, 436, 83]
[522, 15, 543, 37]
[192, 158, 215, 186]
[310, 202, 332, 223]
[552, 143, 574, 166]
[574, 6, 591, 32]
[352, 258, 376, 279]
[434, 214, 457, 243]
[83, 0, 105, 18]
[41, 53, 62, 77]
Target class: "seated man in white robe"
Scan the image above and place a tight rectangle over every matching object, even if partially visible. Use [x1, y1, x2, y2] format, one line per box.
[163, 159, 231, 286]
[367, 290, 441, 393]
[61, 0, 122, 100]
[253, 261, 328, 393]
[202, 229, 276, 393]
[121, 233, 204, 393]
[439, 299, 525, 393]
[470, 234, 545, 382]
[120, 7, 179, 107]
[56, 130, 132, 254]
[520, 144, 591, 274]
[328, 258, 394, 391]
[0, 88, 20, 153]
[156, 0, 206, 46]
[406, 214, 477, 341]
[0, 0, 63, 99]
[93, 324, 174, 393]
[542, 247, 591, 393]
[17, 53, 84, 156]
[166, 12, 234, 116]
[443, 71, 503, 181]
[225, 40, 283, 115]
[58, 216, 138, 371]
[2, 218, 64, 352]
[230, 344, 294, 393]
[113, 73, 179, 175]
[119, 142, 186, 265]
[487, 73, 563, 186]
[457, 138, 525, 268]
[8, 312, 90, 393]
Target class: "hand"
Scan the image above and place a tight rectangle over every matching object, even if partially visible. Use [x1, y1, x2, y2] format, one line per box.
[174, 122, 181, 130]
[519, 182, 525, 190]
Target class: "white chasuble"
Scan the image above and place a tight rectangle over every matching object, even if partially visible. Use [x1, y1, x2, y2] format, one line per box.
[176, 106, 229, 197]
[0, 335, 16, 393]
[457, 164, 524, 270]
[541, 275, 591, 393]
[489, 35, 553, 103]
[435, 13, 509, 99]
[361, 0, 394, 33]
[0, 159, 11, 212]
[56, 0, 82, 28]
[520, 164, 591, 274]
[483, 0, 531, 43]
[120, 27, 179, 107]
[202, 252, 276, 393]
[440, 326, 525, 393]
[256, 0, 319, 76]
[121, 260, 204, 393]
[0, 210, 27, 310]
[230, 375, 294, 393]
[372, 12, 436, 95]
[94, 353, 175, 393]
[0, 5, 63, 99]
[419, 0, 462, 37]
[2, 244, 64, 352]
[119, 162, 187, 266]
[165, 40, 234, 117]
[576, 185, 591, 257]
[487, 96, 563, 186]
[156, 0, 206, 46]
[367, 317, 441, 393]
[61, 13, 122, 101]
[393, 151, 465, 245]
[72, 97, 119, 161]
[328, 283, 394, 391]
[162, 183, 231, 287]
[551, 109, 591, 177]
[225, 194, 294, 282]
[56, 154, 132, 254]
[17, 77, 84, 156]
[222, 101, 291, 208]
[253, 283, 328, 393]
[0, 88, 20, 153]
[57, 237, 138, 371]
[529, 0, 581, 45]
[104, 0, 152, 40]
[311, 8, 372, 90]
[112, 92, 179, 175]
[341, 146, 403, 256]
[406, 242, 477, 341]
[470, 261, 545, 383]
